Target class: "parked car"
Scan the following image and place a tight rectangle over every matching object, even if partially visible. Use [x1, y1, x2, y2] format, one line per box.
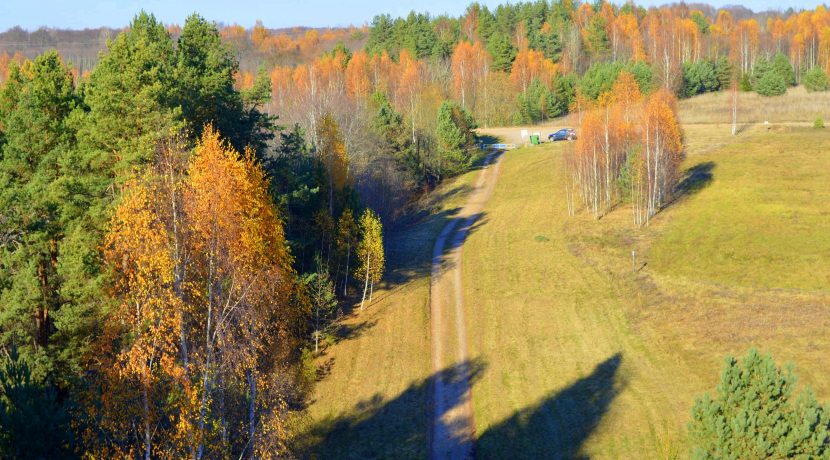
[548, 128, 576, 141]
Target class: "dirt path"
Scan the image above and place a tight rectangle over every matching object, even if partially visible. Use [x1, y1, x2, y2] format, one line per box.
[430, 150, 503, 459]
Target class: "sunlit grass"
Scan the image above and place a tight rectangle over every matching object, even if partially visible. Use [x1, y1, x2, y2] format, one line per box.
[292, 166, 482, 458]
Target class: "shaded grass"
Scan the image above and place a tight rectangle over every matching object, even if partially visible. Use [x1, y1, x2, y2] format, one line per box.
[291, 166, 483, 458]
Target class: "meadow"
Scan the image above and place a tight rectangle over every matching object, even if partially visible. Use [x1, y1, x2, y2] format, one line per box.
[300, 91, 830, 458]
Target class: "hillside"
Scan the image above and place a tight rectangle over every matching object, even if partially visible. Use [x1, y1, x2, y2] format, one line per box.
[302, 91, 830, 457]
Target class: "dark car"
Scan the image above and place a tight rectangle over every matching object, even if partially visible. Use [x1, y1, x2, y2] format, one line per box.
[548, 128, 576, 141]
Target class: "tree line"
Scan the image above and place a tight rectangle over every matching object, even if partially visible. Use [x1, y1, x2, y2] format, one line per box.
[0, 12, 398, 457]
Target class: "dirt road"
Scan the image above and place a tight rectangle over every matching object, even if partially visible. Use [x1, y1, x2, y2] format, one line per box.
[430, 150, 503, 459]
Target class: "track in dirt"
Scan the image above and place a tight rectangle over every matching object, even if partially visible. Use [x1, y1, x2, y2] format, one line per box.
[430, 150, 503, 460]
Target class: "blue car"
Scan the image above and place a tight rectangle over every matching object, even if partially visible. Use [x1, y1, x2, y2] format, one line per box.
[548, 128, 576, 141]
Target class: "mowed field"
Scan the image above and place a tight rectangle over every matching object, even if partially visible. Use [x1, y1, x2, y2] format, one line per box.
[463, 124, 830, 458]
[293, 161, 485, 458]
[298, 92, 830, 458]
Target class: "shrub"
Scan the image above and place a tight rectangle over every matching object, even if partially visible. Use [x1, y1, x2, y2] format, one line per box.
[754, 71, 787, 96]
[804, 67, 829, 92]
[814, 117, 824, 129]
[689, 349, 830, 459]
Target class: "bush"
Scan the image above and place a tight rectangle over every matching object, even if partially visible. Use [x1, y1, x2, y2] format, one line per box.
[689, 349, 830, 459]
[754, 71, 787, 96]
[804, 67, 829, 92]
[814, 117, 824, 129]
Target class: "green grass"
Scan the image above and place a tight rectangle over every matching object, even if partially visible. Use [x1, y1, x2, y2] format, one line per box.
[462, 125, 830, 458]
[292, 165, 482, 458]
[297, 91, 830, 458]
[461, 144, 688, 458]
[649, 129, 830, 292]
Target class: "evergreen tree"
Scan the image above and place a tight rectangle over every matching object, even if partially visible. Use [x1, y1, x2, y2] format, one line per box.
[174, 14, 245, 147]
[804, 66, 829, 92]
[435, 101, 477, 179]
[689, 349, 830, 459]
[551, 73, 578, 116]
[714, 56, 733, 89]
[755, 71, 787, 96]
[750, 56, 771, 88]
[487, 33, 517, 72]
[0, 52, 80, 381]
[585, 15, 610, 58]
[371, 92, 420, 184]
[517, 78, 553, 123]
[366, 14, 395, 55]
[57, 13, 181, 374]
[679, 61, 720, 98]
[771, 52, 796, 86]
[0, 349, 72, 457]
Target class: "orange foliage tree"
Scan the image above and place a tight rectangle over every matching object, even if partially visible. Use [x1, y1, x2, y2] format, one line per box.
[96, 127, 295, 457]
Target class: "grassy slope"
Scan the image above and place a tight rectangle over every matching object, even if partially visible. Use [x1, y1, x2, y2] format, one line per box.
[464, 123, 830, 458]
[297, 90, 830, 458]
[294, 166, 482, 458]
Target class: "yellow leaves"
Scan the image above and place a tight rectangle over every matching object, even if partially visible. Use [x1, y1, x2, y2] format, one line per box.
[99, 126, 295, 454]
[451, 40, 490, 107]
[345, 51, 371, 101]
[510, 49, 558, 92]
[316, 113, 350, 193]
[355, 209, 384, 283]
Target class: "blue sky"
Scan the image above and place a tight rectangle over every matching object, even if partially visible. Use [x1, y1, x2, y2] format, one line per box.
[0, 0, 825, 31]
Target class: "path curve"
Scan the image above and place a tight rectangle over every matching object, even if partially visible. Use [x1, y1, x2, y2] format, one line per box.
[430, 150, 504, 459]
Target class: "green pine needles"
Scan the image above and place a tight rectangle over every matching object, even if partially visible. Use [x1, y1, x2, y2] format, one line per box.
[689, 349, 830, 459]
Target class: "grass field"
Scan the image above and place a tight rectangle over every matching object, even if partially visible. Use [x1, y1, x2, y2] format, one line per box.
[292, 161, 485, 458]
[296, 93, 830, 458]
[463, 122, 830, 457]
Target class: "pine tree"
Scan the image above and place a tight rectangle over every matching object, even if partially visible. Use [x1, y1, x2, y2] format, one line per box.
[435, 101, 478, 179]
[0, 52, 79, 381]
[770, 52, 796, 86]
[487, 33, 517, 72]
[804, 67, 829, 92]
[689, 349, 830, 459]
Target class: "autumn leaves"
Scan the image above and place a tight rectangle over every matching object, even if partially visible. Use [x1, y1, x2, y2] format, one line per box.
[97, 123, 387, 456]
[99, 128, 294, 456]
[565, 72, 683, 226]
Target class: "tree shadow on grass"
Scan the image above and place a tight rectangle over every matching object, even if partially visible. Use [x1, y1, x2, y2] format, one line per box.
[476, 353, 624, 459]
[297, 358, 487, 459]
[298, 354, 622, 459]
[672, 161, 715, 205]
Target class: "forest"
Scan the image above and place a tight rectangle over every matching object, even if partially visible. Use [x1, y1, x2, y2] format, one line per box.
[1, 0, 830, 457]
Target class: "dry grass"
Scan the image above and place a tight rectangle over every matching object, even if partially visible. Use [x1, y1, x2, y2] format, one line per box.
[460, 123, 830, 458]
[298, 89, 830, 458]
[678, 85, 830, 125]
[291, 167, 482, 458]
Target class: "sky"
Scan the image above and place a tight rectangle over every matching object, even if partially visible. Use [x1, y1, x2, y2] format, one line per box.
[0, 0, 826, 31]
